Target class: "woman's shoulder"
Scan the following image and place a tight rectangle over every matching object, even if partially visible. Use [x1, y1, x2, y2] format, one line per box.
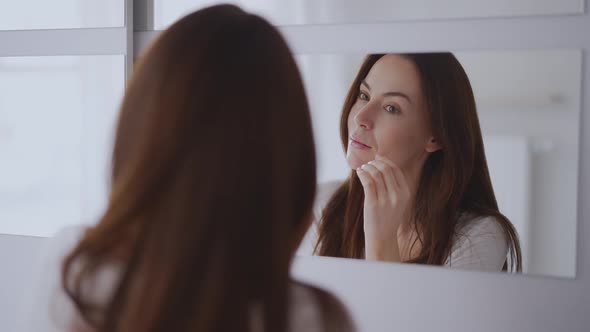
[446, 213, 509, 271]
[455, 213, 506, 238]
[288, 281, 354, 332]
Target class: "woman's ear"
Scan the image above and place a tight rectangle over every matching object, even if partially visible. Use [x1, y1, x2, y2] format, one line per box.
[425, 137, 442, 153]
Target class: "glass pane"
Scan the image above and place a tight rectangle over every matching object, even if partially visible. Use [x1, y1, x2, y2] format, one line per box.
[154, 0, 583, 29]
[297, 50, 581, 278]
[0, 0, 123, 30]
[0, 55, 125, 237]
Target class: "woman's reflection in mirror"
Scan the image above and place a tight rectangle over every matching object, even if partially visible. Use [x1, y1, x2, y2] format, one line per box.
[302, 53, 522, 272]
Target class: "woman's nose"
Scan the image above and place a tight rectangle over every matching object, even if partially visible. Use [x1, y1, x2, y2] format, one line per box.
[354, 104, 374, 130]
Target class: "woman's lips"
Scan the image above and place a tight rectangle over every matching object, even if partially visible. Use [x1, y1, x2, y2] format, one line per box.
[350, 136, 371, 150]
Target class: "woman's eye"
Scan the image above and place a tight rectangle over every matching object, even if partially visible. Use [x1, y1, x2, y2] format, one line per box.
[358, 92, 369, 101]
[385, 105, 401, 114]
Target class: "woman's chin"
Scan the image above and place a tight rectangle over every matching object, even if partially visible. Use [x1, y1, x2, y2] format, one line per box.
[346, 155, 367, 170]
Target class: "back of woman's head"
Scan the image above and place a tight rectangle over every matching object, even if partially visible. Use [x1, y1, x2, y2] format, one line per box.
[61, 4, 331, 332]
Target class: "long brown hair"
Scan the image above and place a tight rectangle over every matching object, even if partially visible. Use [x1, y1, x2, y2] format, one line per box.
[62, 5, 352, 332]
[315, 53, 522, 272]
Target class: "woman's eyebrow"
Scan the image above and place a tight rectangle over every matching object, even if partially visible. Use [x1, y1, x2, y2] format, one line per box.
[362, 80, 412, 104]
[383, 91, 412, 104]
[361, 80, 371, 90]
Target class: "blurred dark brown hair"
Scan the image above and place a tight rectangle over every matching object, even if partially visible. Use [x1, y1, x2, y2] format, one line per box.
[62, 4, 352, 332]
[315, 53, 522, 272]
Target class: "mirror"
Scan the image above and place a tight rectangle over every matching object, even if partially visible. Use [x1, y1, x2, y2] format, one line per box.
[153, 0, 583, 29]
[295, 50, 581, 279]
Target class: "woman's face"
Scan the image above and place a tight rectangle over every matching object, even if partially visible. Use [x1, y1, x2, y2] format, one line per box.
[346, 54, 440, 172]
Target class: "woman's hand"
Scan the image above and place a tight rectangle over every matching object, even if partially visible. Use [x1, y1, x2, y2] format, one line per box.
[356, 155, 413, 262]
